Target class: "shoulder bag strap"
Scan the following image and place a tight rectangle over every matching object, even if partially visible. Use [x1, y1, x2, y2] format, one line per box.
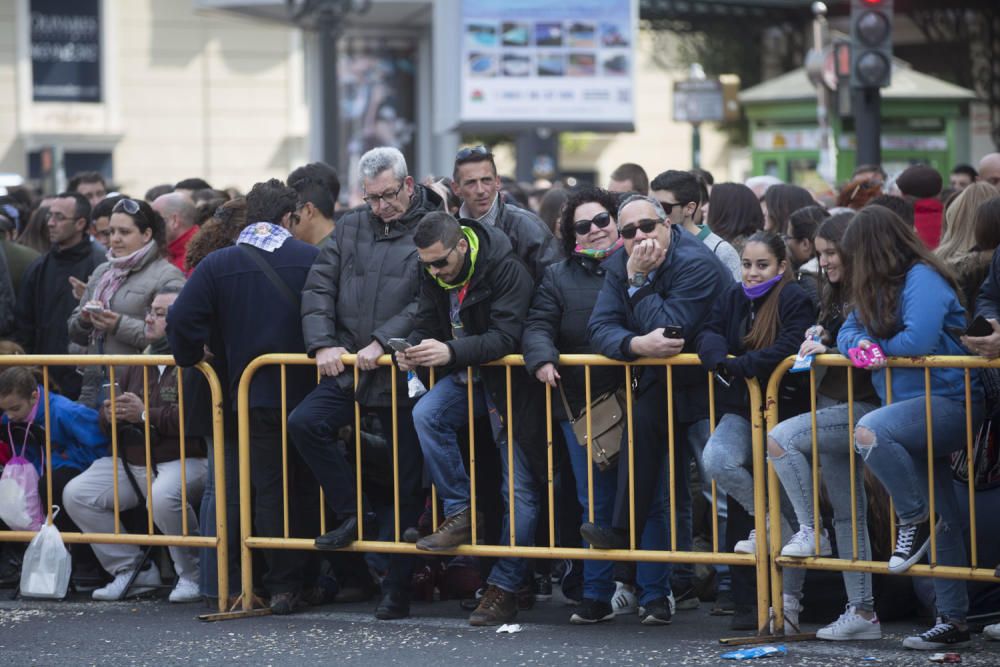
[238, 243, 300, 311]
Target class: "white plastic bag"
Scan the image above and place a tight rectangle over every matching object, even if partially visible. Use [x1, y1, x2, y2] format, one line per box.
[19, 508, 71, 599]
[0, 454, 44, 531]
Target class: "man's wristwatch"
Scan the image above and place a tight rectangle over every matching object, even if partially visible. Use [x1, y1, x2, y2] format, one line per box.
[140, 410, 146, 423]
[629, 271, 646, 288]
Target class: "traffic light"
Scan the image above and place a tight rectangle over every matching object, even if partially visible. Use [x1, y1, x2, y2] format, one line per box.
[850, 0, 893, 89]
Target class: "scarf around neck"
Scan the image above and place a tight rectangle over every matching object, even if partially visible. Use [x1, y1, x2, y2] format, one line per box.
[742, 273, 783, 300]
[94, 240, 156, 307]
[575, 237, 623, 260]
[433, 226, 480, 291]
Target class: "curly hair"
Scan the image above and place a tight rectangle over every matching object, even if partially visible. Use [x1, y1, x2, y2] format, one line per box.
[185, 197, 247, 270]
[558, 186, 621, 256]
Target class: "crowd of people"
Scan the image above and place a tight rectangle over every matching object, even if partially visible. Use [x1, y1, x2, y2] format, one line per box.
[2, 150, 1000, 653]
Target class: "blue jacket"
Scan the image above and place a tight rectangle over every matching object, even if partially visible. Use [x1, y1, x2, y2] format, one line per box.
[837, 263, 982, 405]
[588, 224, 731, 415]
[167, 238, 319, 410]
[2, 389, 108, 476]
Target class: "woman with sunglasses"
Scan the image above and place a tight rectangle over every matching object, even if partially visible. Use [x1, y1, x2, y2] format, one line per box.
[523, 186, 642, 625]
[696, 231, 815, 630]
[69, 197, 186, 407]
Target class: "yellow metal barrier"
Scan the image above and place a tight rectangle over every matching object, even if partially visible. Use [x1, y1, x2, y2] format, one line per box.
[235, 352, 774, 633]
[0, 355, 229, 613]
[764, 354, 1000, 635]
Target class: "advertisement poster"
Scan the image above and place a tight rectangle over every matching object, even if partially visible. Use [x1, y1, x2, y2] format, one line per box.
[459, 0, 636, 128]
[30, 0, 102, 102]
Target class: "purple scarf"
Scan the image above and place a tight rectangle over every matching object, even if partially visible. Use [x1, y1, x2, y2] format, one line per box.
[742, 273, 783, 300]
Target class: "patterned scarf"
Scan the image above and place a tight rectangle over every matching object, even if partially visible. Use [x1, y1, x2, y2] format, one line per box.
[574, 237, 623, 260]
[93, 241, 156, 307]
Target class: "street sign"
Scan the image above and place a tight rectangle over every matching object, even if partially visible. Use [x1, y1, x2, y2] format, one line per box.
[673, 78, 724, 123]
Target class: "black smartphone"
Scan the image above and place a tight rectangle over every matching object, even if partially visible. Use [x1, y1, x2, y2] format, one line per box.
[714, 366, 733, 388]
[966, 315, 992, 338]
[662, 324, 683, 339]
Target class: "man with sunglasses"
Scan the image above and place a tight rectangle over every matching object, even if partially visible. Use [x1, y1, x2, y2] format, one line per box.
[396, 211, 535, 627]
[452, 145, 560, 282]
[584, 194, 731, 623]
[14, 191, 106, 400]
[290, 146, 443, 621]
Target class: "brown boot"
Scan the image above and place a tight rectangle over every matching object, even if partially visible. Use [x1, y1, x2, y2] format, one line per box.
[469, 584, 517, 626]
[415, 509, 472, 552]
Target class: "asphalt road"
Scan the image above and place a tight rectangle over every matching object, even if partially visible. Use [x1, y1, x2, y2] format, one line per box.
[3, 589, 1000, 666]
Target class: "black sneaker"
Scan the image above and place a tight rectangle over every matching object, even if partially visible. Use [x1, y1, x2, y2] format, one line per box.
[533, 573, 552, 601]
[889, 515, 941, 574]
[580, 523, 627, 550]
[559, 560, 583, 606]
[902, 617, 971, 650]
[570, 598, 614, 625]
[640, 595, 674, 625]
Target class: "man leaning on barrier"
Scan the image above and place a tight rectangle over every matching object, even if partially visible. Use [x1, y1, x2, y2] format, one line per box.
[584, 193, 731, 625]
[395, 211, 535, 627]
[64, 285, 209, 603]
[288, 146, 442, 622]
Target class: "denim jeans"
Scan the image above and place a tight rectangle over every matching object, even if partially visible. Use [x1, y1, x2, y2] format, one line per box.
[561, 421, 670, 604]
[413, 373, 540, 594]
[768, 396, 879, 610]
[855, 395, 982, 620]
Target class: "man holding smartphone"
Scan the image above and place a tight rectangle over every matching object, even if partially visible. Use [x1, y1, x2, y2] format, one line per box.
[288, 146, 443, 621]
[584, 194, 731, 624]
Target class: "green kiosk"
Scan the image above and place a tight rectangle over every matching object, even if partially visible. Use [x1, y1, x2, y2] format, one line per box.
[739, 61, 976, 188]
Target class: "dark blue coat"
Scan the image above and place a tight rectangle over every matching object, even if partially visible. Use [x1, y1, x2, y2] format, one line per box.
[166, 237, 319, 410]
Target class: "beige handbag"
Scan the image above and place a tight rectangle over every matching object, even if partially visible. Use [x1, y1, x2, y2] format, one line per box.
[558, 384, 627, 471]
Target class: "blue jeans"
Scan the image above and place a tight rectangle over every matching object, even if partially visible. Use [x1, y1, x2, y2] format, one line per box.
[683, 418, 729, 591]
[413, 374, 540, 594]
[855, 395, 981, 620]
[562, 421, 672, 605]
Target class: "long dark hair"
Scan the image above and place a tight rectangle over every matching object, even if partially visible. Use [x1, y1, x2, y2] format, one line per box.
[764, 184, 815, 235]
[840, 205, 962, 339]
[816, 212, 853, 325]
[707, 183, 763, 249]
[742, 231, 792, 350]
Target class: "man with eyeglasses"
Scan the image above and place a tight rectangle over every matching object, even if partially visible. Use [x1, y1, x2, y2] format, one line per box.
[14, 191, 106, 400]
[584, 194, 730, 625]
[289, 146, 443, 621]
[395, 211, 535, 627]
[451, 145, 560, 282]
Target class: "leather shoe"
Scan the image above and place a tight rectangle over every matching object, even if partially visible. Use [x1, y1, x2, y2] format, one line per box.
[374, 589, 410, 620]
[315, 512, 378, 550]
[580, 522, 627, 550]
[416, 509, 473, 552]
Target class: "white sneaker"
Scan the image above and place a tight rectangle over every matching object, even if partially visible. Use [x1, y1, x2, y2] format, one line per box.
[734, 528, 759, 554]
[984, 622, 1000, 641]
[817, 605, 882, 641]
[780, 526, 833, 558]
[611, 581, 638, 616]
[769, 594, 803, 634]
[168, 577, 202, 603]
[92, 564, 161, 601]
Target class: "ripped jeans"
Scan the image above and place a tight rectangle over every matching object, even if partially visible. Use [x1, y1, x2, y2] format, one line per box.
[854, 395, 982, 621]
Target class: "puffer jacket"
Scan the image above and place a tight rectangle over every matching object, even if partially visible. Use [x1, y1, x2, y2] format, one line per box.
[493, 197, 563, 282]
[300, 183, 442, 406]
[522, 252, 623, 419]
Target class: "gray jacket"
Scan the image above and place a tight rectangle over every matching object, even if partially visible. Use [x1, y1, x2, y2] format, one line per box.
[300, 183, 442, 406]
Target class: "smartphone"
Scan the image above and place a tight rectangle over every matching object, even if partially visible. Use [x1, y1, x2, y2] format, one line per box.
[101, 382, 122, 398]
[386, 337, 412, 353]
[662, 324, 683, 339]
[966, 315, 992, 338]
[714, 367, 733, 388]
[84, 303, 104, 314]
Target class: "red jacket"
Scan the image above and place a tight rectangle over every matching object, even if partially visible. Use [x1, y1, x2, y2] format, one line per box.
[913, 197, 943, 249]
[166, 225, 199, 277]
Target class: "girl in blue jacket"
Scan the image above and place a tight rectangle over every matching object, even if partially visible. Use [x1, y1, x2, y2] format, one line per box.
[836, 205, 982, 651]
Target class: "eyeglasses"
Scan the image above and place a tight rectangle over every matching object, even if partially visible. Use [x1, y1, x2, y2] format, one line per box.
[572, 212, 613, 237]
[420, 245, 456, 269]
[112, 198, 142, 216]
[619, 218, 665, 240]
[456, 145, 491, 161]
[362, 182, 405, 207]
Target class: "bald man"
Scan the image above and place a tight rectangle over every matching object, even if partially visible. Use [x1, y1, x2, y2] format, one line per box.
[979, 153, 1000, 188]
[152, 192, 199, 276]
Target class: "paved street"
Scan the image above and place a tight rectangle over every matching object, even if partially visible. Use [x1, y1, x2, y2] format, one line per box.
[3, 589, 1000, 666]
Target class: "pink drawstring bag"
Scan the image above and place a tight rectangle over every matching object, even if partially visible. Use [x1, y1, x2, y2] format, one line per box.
[0, 400, 44, 531]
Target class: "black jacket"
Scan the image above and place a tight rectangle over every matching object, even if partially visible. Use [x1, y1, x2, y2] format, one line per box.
[493, 197, 562, 283]
[588, 225, 732, 417]
[523, 252, 623, 419]
[975, 246, 1000, 322]
[407, 219, 534, 417]
[300, 184, 441, 406]
[14, 238, 106, 398]
[695, 280, 815, 416]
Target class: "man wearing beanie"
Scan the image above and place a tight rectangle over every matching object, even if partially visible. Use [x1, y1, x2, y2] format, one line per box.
[896, 164, 943, 248]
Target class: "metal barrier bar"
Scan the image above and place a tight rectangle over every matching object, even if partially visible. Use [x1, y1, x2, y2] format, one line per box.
[765, 353, 1000, 632]
[0, 355, 228, 612]
[235, 352, 773, 633]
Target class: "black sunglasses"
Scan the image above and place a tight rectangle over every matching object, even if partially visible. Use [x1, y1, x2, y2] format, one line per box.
[421, 245, 457, 269]
[572, 212, 612, 237]
[619, 218, 664, 240]
[456, 145, 491, 161]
